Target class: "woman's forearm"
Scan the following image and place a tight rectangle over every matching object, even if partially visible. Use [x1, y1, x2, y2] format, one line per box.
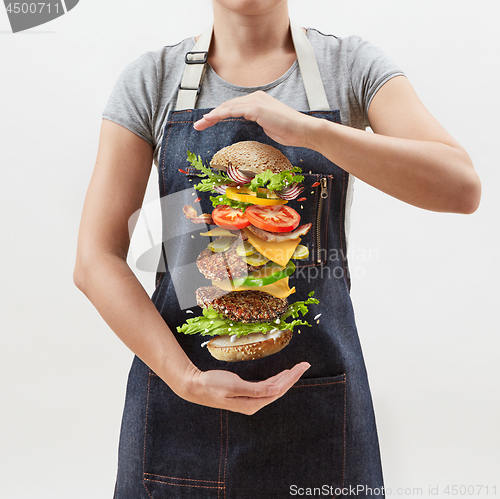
[194, 85, 481, 214]
[306, 118, 480, 214]
[74, 254, 195, 393]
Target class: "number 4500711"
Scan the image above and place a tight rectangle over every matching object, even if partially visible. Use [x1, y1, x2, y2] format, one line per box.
[5, 3, 60, 14]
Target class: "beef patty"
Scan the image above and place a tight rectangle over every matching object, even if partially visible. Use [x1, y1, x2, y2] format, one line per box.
[196, 286, 289, 323]
[196, 247, 249, 281]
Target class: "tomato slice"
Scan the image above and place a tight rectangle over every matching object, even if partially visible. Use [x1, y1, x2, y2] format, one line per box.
[212, 205, 251, 230]
[245, 205, 300, 233]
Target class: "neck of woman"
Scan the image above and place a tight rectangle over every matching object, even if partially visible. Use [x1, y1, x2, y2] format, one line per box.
[211, 1, 292, 59]
[207, 2, 296, 86]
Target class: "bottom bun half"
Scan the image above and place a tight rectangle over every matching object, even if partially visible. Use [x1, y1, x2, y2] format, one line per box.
[206, 329, 293, 362]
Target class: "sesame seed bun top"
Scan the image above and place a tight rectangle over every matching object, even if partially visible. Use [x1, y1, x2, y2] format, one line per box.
[210, 141, 293, 174]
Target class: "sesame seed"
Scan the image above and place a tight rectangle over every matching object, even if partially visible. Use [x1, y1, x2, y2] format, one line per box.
[186, 310, 193, 314]
[314, 314, 322, 320]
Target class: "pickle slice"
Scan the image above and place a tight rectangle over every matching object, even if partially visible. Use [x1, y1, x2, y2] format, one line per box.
[242, 252, 270, 266]
[236, 241, 256, 257]
[207, 237, 232, 253]
[291, 244, 310, 260]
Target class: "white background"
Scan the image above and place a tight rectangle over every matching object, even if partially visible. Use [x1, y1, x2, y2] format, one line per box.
[1, 1, 499, 498]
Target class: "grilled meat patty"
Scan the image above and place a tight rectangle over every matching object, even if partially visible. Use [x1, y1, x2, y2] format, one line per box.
[196, 286, 289, 323]
[196, 247, 248, 281]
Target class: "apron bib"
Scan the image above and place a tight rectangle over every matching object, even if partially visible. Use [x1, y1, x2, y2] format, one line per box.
[114, 21, 385, 499]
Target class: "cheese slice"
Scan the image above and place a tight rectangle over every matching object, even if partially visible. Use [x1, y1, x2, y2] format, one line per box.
[212, 276, 296, 299]
[243, 228, 301, 267]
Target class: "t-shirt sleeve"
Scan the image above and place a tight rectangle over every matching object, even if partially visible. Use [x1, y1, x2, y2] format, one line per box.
[102, 52, 158, 146]
[346, 36, 404, 127]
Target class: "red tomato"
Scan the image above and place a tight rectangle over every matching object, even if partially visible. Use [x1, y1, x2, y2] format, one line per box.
[212, 205, 251, 230]
[245, 205, 300, 233]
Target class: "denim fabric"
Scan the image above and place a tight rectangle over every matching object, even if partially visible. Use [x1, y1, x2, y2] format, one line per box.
[114, 108, 385, 498]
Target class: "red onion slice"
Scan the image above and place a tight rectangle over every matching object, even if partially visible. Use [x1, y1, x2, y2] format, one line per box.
[226, 162, 255, 184]
[213, 182, 238, 194]
[213, 185, 228, 194]
[276, 183, 304, 200]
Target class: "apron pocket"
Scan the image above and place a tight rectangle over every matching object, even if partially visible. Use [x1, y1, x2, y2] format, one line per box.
[226, 373, 346, 498]
[143, 371, 225, 498]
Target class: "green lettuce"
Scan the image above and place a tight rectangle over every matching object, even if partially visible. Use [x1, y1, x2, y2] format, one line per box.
[177, 292, 319, 338]
[249, 167, 304, 193]
[209, 193, 252, 212]
[186, 151, 232, 192]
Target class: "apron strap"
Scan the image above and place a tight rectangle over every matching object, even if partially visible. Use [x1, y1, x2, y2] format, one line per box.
[176, 24, 213, 111]
[175, 19, 330, 112]
[289, 20, 330, 111]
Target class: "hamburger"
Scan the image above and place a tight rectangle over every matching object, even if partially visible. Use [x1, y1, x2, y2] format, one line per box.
[177, 141, 319, 362]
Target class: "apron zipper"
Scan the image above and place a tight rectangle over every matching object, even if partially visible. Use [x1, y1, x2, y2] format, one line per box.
[316, 177, 328, 263]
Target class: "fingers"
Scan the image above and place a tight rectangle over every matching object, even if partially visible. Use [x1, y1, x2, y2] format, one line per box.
[192, 92, 313, 148]
[193, 103, 248, 131]
[193, 91, 270, 131]
[227, 362, 311, 415]
[189, 363, 311, 416]
[229, 362, 311, 399]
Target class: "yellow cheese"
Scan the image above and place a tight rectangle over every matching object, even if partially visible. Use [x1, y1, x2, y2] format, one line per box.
[212, 277, 296, 299]
[199, 228, 237, 238]
[243, 228, 301, 267]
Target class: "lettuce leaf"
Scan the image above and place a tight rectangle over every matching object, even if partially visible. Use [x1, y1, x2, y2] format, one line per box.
[177, 292, 320, 338]
[249, 167, 304, 193]
[210, 193, 252, 213]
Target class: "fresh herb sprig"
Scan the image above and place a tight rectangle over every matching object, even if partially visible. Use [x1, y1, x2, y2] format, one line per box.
[187, 151, 231, 192]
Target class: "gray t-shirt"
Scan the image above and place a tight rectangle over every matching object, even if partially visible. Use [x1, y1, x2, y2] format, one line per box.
[103, 28, 404, 166]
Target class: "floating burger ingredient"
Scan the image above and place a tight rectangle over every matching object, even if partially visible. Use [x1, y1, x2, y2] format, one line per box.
[177, 141, 319, 362]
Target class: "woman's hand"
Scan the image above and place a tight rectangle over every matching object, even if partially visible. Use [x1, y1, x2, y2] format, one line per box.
[194, 91, 316, 148]
[194, 79, 480, 214]
[179, 362, 311, 415]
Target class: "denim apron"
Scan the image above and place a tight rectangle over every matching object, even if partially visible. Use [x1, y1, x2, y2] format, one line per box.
[114, 22, 385, 499]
